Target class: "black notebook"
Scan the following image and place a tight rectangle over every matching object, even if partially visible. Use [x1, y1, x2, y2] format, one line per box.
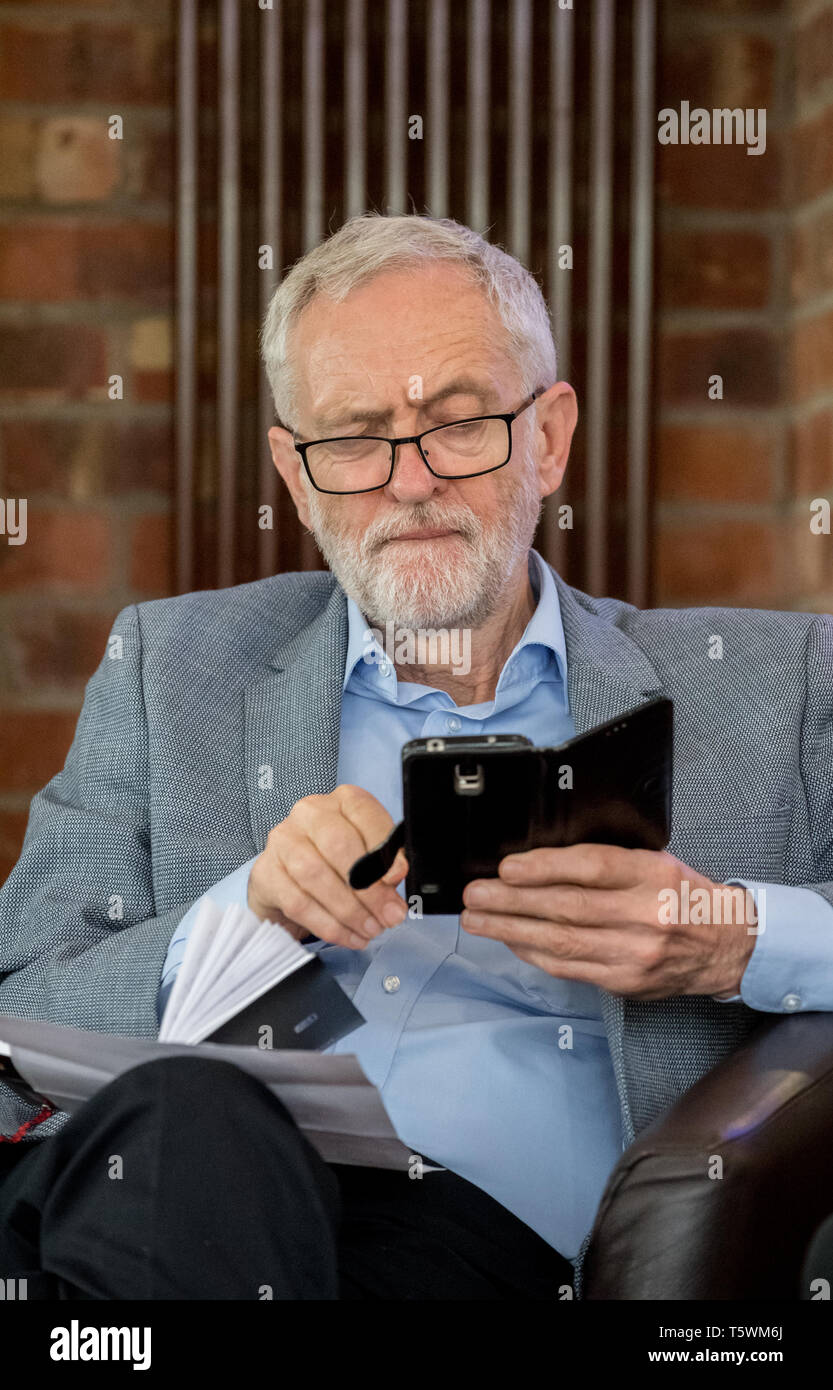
[157, 899, 364, 1050]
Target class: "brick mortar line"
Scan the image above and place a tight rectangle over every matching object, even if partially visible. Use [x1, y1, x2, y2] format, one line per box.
[662, 10, 790, 37]
[0, 793, 42, 813]
[657, 206, 786, 230]
[0, 4, 172, 21]
[657, 498, 832, 511]
[0, 496, 173, 511]
[0, 694, 86, 713]
[655, 594, 833, 613]
[0, 206, 174, 224]
[790, 0, 833, 26]
[790, 185, 833, 221]
[793, 85, 833, 126]
[0, 403, 172, 418]
[789, 288, 833, 322]
[0, 588, 174, 615]
[659, 397, 833, 423]
[659, 400, 833, 419]
[657, 309, 783, 330]
[0, 594, 132, 614]
[0, 305, 174, 322]
[0, 103, 176, 126]
[655, 500, 826, 519]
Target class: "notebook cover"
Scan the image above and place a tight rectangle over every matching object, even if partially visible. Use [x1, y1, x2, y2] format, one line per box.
[202, 955, 365, 1051]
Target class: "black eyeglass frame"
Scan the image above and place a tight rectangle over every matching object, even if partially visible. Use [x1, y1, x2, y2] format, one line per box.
[292, 389, 543, 495]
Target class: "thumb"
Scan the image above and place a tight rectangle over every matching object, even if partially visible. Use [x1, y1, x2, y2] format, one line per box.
[381, 847, 409, 884]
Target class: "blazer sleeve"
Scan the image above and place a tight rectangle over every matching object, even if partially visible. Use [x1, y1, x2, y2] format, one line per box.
[0, 603, 195, 1038]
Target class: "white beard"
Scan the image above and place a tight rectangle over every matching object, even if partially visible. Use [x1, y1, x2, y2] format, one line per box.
[304, 455, 544, 632]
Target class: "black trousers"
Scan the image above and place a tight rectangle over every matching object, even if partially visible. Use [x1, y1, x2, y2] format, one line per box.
[0, 1056, 574, 1300]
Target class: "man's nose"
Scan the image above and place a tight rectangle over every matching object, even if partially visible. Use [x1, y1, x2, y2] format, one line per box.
[385, 439, 446, 502]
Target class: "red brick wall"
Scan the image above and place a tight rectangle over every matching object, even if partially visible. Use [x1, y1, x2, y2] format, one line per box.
[0, 0, 175, 878]
[789, 0, 833, 609]
[0, 1, 831, 884]
[655, 0, 833, 611]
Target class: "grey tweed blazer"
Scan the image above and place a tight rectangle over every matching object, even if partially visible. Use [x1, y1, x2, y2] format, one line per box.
[1, 563, 832, 1280]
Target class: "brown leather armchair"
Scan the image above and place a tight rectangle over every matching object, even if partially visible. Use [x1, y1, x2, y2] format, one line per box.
[580, 1011, 833, 1299]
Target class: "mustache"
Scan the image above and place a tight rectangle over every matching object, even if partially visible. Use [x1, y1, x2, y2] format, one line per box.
[363, 509, 481, 551]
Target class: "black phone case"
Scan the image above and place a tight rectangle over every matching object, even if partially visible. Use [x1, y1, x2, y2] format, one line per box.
[400, 696, 673, 914]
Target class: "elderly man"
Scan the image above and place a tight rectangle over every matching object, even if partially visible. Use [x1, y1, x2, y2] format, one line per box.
[1, 214, 831, 1301]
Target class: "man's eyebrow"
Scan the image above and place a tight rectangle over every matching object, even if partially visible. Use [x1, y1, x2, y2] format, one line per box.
[311, 379, 499, 434]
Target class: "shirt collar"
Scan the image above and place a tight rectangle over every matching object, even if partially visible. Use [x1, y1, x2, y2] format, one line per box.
[341, 547, 568, 698]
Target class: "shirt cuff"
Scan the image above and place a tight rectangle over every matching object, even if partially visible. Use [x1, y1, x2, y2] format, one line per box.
[711, 879, 833, 1012]
[157, 856, 260, 1022]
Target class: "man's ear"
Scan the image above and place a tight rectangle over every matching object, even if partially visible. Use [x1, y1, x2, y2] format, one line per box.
[268, 425, 312, 530]
[533, 382, 578, 500]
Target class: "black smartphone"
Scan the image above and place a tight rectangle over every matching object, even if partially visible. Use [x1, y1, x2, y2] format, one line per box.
[399, 696, 673, 914]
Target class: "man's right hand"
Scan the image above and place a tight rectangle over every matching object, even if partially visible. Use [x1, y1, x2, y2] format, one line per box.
[247, 784, 409, 949]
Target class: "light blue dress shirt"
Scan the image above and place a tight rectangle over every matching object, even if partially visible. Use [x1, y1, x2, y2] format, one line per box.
[158, 548, 833, 1257]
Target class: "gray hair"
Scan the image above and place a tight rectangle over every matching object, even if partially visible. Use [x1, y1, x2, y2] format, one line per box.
[259, 213, 558, 431]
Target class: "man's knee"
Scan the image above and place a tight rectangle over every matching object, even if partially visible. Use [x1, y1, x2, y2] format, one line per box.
[104, 1054, 296, 1129]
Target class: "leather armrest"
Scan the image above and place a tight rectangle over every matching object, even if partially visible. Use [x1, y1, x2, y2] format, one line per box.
[582, 1011, 833, 1300]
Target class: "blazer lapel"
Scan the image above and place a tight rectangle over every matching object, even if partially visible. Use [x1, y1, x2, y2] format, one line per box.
[244, 579, 348, 854]
[549, 566, 663, 734]
[547, 565, 665, 1147]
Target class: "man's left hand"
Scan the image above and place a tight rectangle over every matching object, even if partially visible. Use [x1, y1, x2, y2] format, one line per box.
[460, 844, 759, 1000]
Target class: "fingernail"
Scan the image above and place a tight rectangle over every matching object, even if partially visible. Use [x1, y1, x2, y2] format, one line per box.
[363, 916, 382, 937]
[383, 900, 406, 926]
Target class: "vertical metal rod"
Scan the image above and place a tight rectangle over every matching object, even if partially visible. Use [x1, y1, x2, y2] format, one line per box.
[466, 0, 490, 232]
[175, 0, 198, 594]
[258, 0, 282, 578]
[427, 0, 449, 217]
[507, 0, 531, 264]
[627, 0, 656, 608]
[301, 0, 325, 569]
[549, 0, 573, 385]
[217, 0, 241, 588]
[385, 0, 408, 213]
[345, 0, 367, 219]
[586, 0, 615, 596]
[542, 0, 574, 574]
[303, 0, 325, 251]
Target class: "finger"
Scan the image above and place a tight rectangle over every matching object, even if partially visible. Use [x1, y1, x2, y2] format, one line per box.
[333, 783, 399, 851]
[509, 943, 671, 1000]
[272, 830, 388, 940]
[510, 943, 606, 981]
[381, 848, 409, 885]
[462, 879, 621, 926]
[295, 789, 407, 925]
[267, 854, 376, 949]
[460, 909, 621, 962]
[498, 843, 651, 889]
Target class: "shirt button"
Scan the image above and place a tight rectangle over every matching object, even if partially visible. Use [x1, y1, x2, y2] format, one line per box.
[379, 660, 391, 676]
[382, 974, 401, 993]
[781, 992, 802, 1012]
[446, 716, 461, 732]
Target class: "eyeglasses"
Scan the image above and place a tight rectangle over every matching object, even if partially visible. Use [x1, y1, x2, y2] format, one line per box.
[292, 390, 542, 495]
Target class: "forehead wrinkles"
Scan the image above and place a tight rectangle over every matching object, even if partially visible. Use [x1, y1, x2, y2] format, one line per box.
[306, 353, 508, 418]
[298, 341, 520, 431]
[292, 275, 517, 397]
[301, 315, 500, 377]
